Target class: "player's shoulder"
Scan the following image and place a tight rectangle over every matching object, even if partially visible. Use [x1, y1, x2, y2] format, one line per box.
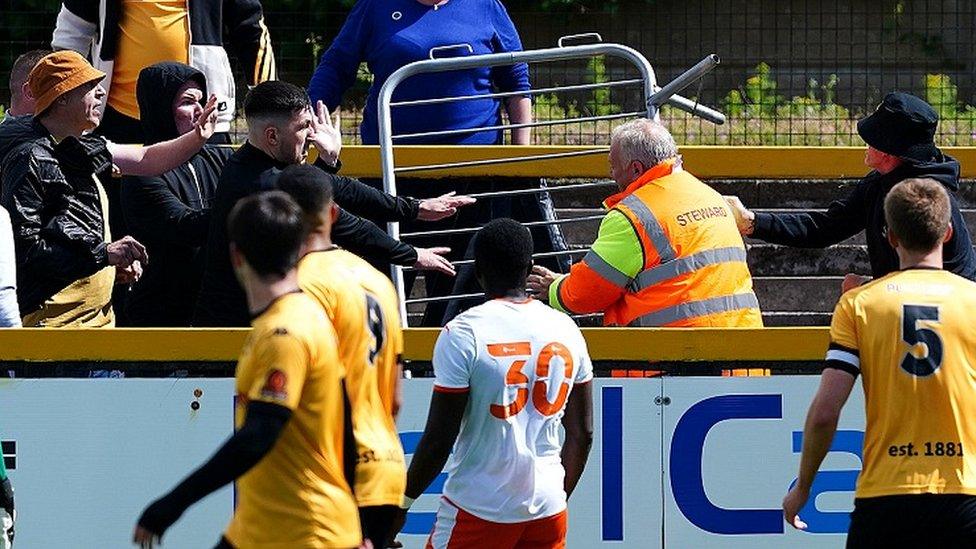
[253, 291, 331, 341]
[526, 298, 584, 331]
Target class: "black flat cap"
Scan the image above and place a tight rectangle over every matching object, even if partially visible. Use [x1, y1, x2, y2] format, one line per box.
[857, 92, 942, 162]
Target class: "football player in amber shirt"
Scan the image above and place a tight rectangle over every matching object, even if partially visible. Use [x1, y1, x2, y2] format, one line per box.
[276, 164, 407, 548]
[784, 178, 976, 546]
[133, 191, 361, 549]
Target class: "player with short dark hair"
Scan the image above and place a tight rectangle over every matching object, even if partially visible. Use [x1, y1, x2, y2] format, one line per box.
[277, 164, 407, 549]
[134, 191, 361, 549]
[392, 218, 594, 549]
[784, 177, 976, 547]
[473, 215, 534, 297]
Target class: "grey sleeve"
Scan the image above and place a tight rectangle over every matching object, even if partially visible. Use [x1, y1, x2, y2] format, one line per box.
[0, 208, 21, 327]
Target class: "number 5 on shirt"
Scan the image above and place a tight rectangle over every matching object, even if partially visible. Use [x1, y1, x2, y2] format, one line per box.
[487, 341, 574, 419]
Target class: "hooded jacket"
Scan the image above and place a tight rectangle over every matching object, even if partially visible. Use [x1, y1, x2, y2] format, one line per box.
[121, 62, 228, 326]
[0, 118, 114, 315]
[752, 154, 976, 279]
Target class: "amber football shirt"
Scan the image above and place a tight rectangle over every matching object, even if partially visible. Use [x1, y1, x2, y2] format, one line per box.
[298, 249, 406, 507]
[827, 268, 976, 499]
[224, 292, 361, 548]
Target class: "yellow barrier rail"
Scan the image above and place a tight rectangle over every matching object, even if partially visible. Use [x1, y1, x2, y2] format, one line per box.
[331, 146, 976, 179]
[0, 328, 830, 362]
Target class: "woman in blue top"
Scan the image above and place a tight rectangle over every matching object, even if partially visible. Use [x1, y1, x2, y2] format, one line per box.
[310, 0, 569, 329]
[308, 0, 532, 145]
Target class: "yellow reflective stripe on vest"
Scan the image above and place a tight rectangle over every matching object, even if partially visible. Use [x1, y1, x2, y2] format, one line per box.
[632, 292, 760, 326]
[583, 250, 633, 289]
[619, 195, 676, 263]
[632, 247, 748, 290]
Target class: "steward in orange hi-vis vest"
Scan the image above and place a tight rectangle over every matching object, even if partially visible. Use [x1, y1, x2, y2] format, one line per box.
[549, 158, 763, 327]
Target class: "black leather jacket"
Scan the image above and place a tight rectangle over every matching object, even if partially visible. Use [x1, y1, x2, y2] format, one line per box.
[0, 118, 113, 314]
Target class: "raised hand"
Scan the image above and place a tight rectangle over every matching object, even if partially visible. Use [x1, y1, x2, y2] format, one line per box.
[310, 100, 342, 166]
[194, 95, 218, 141]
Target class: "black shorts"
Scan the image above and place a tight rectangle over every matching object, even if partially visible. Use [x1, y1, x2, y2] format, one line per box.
[360, 504, 400, 548]
[847, 494, 976, 548]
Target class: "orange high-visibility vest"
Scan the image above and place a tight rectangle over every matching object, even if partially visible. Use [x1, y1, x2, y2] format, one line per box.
[553, 160, 763, 327]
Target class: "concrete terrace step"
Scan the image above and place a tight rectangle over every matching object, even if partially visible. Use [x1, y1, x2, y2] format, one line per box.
[746, 244, 869, 276]
[753, 276, 842, 313]
[762, 312, 832, 326]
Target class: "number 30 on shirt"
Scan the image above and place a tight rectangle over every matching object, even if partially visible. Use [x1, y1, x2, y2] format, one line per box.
[487, 341, 574, 419]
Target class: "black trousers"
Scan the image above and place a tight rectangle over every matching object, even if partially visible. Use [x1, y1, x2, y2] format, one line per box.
[361, 177, 569, 326]
[847, 494, 976, 548]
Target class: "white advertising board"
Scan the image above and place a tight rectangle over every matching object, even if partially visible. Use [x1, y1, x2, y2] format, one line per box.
[0, 376, 865, 548]
[0, 379, 235, 548]
[662, 376, 865, 548]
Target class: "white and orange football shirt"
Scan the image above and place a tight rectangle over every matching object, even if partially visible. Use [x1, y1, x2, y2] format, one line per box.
[432, 298, 593, 523]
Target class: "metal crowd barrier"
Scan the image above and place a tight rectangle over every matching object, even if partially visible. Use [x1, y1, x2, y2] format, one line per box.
[377, 34, 727, 321]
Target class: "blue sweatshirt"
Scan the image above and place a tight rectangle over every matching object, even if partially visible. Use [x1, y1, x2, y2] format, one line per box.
[308, 0, 530, 145]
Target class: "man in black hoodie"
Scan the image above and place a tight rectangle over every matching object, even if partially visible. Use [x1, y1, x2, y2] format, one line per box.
[121, 62, 228, 326]
[726, 92, 976, 285]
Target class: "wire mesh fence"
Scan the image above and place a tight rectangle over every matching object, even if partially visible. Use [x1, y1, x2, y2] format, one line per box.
[3, 0, 975, 146]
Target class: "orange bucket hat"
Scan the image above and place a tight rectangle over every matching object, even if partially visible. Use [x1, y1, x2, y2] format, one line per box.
[28, 51, 106, 115]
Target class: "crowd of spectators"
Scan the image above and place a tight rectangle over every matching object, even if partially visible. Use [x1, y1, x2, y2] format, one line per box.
[0, 0, 973, 331]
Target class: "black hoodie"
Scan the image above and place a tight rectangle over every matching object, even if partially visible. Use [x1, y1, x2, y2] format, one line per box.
[120, 62, 229, 326]
[752, 154, 976, 280]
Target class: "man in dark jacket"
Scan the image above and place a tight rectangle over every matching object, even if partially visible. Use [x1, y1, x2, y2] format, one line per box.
[121, 62, 229, 326]
[0, 51, 217, 326]
[726, 92, 976, 284]
[193, 80, 467, 327]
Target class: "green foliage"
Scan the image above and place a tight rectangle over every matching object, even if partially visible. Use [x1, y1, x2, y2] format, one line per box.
[533, 93, 579, 121]
[923, 74, 976, 125]
[722, 62, 783, 118]
[583, 57, 621, 116]
[723, 63, 847, 120]
[0, 105, 5, 119]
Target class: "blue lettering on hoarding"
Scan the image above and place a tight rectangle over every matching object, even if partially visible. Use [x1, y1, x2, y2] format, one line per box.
[670, 394, 784, 534]
[789, 430, 862, 533]
[602, 386, 623, 541]
[399, 431, 447, 535]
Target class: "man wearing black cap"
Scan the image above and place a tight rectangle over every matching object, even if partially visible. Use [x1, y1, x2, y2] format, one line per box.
[726, 92, 976, 285]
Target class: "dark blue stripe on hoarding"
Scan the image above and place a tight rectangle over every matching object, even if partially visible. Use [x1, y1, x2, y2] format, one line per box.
[602, 386, 623, 541]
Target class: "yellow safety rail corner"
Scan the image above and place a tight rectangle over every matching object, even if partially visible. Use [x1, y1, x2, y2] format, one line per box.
[0, 328, 829, 362]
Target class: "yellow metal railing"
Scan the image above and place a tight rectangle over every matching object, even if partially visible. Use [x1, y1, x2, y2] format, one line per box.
[0, 328, 830, 362]
[328, 145, 976, 179]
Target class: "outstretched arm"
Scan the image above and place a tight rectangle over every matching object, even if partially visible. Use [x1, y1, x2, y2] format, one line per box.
[110, 96, 217, 176]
